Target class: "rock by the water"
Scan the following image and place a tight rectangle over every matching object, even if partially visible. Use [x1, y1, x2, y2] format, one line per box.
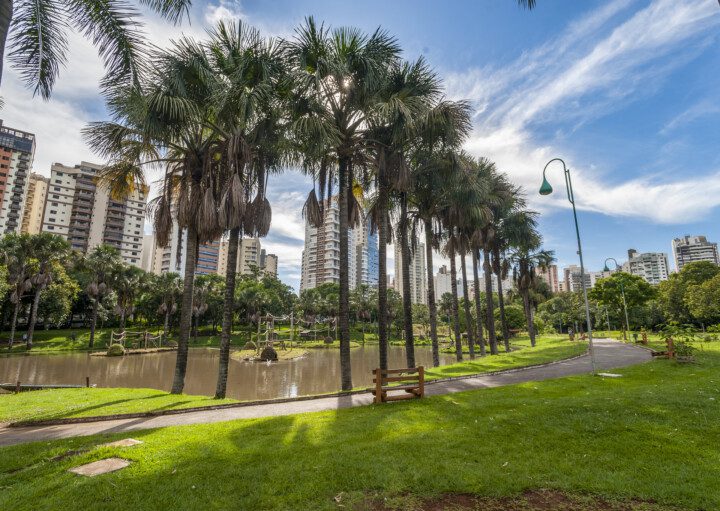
[259, 346, 278, 361]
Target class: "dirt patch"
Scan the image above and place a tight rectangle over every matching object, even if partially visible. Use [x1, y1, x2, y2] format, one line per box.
[358, 490, 687, 511]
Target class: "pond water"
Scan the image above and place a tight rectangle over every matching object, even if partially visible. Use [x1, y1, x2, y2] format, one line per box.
[0, 346, 454, 401]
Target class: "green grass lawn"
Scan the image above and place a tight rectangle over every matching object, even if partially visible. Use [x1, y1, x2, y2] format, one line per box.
[0, 388, 238, 424]
[0, 341, 718, 510]
[427, 334, 587, 380]
[0, 327, 246, 353]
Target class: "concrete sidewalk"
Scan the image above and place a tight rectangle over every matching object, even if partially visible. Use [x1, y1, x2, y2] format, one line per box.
[0, 339, 651, 447]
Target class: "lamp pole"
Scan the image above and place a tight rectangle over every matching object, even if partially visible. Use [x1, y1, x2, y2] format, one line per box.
[604, 257, 630, 342]
[540, 158, 596, 373]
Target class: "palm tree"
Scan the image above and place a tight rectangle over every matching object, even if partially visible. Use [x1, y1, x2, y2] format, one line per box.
[83, 244, 122, 348]
[1, 0, 190, 98]
[468, 159, 513, 355]
[84, 32, 230, 393]
[506, 212, 553, 347]
[440, 154, 492, 360]
[25, 233, 71, 349]
[471, 246, 487, 356]
[112, 264, 145, 332]
[490, 183, 527, 350]
[155, 272, 181, 340]
[199, 21, 288, 399]
[288, 18, 401, 390]
[367, 59, 445, 369]
[0, 233, 33, 350]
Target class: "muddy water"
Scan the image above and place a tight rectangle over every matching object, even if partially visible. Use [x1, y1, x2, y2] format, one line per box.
[0, 346, 454, 401]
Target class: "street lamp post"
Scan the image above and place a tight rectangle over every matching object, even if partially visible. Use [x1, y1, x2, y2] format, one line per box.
[604, 257, 630, 342]
[540, 158, 596, 373]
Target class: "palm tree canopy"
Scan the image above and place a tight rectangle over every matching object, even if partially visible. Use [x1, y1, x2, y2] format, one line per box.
[5, 0, 192, 98]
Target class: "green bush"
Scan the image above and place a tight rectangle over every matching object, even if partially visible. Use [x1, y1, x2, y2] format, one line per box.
[107, 343, 125, 357]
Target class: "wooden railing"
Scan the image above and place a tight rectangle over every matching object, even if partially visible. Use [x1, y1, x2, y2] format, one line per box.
[371, 367, 424, 404]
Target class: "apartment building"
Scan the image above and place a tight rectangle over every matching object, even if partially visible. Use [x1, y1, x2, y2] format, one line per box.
[353, 219, 379, 288]
[537, 264, 560, 293]
[20, 172, 49, 234]
[216, 237, 278, 277]
[300, 197, 358, 292]
[394, 240, 427, 305]
[622, 249, 669, 285]
[0, 121, 35, 234]
[41, 162, 147, 266]
[672, 235, 719, 271]
[152, 220, 221, 275]
[434, 265, 461, 301]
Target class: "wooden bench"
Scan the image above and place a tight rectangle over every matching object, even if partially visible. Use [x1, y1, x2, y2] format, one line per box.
[370, 367, 424, 403]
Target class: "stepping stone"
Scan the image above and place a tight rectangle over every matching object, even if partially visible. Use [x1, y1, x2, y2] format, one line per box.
[101, 438, 143, 448]
[598, 372, 622, 378]
[69, 458, 130, 477]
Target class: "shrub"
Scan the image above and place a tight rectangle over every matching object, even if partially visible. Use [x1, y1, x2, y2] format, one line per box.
[107, 343, 125, 357]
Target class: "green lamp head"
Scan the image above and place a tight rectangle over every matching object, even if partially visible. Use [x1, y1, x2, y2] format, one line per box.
[539, 176, 553, 196]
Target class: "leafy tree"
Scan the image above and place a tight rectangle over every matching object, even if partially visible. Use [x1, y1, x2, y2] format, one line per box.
[590, 272, 655, 333]
[685, 274, 720, 326]
[412, 303, 430, 337]
[0, 233, 34, 349]
[494, 304, 525, 331]
[38, 262, 80, 328]
[657, 261, 720, 324]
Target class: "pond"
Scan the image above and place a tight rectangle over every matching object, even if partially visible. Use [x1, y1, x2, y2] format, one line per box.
[0, 346, 455, 401]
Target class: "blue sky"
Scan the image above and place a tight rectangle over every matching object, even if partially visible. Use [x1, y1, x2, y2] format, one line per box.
[2, 0, 720, 293]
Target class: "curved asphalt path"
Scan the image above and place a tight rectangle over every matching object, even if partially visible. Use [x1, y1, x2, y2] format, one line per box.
[0, 339, 651, 447]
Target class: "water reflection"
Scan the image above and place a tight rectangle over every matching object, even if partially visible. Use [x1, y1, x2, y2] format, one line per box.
[0, 346, 453, 401]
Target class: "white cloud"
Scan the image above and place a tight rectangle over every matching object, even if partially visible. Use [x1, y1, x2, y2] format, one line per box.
[449, 0, 720, 225]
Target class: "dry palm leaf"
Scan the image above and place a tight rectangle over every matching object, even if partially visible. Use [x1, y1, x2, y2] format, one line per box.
[302, 189, 323, 228]
[154, 195, 173, 248]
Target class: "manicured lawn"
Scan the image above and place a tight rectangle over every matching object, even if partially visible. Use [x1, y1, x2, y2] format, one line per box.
[1, 342, 719, 510]
[0, 388, 238, 424]
[427, 334, 587, 380]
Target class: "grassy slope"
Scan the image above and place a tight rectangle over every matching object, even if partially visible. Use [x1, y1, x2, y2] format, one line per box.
[427, 335, 586, 380]
[0, 388, 238, 423]
[0, 336, 582, 423]
[0, 343, 719, 510]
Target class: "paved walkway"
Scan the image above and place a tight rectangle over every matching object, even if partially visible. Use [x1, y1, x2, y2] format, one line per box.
[0, 339, 651, 447]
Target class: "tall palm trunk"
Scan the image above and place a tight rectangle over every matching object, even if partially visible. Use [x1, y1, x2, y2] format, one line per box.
[460, 252, 475, 359]
[424, 219, 439, 367]
[377, 183, 389, 371]
[483, 247, 498, 355]
[523, 290, 537, 347]
[493, 245, 510, 352]
[163, 309, 171, 341]
[449, 247, 463, 361]
[399, 193, 415, 368]
[472, 251, 486, 356]
[338, 156, 352, 391]
[119, 310, 126, 332]
[215, 227, 240, 399]
[89, 299, 99, 348]
[171, 224, 199, 394]
[7, 299, 20, 350]
[0, 0, 11, 86]
[26, 289, 41, 350]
